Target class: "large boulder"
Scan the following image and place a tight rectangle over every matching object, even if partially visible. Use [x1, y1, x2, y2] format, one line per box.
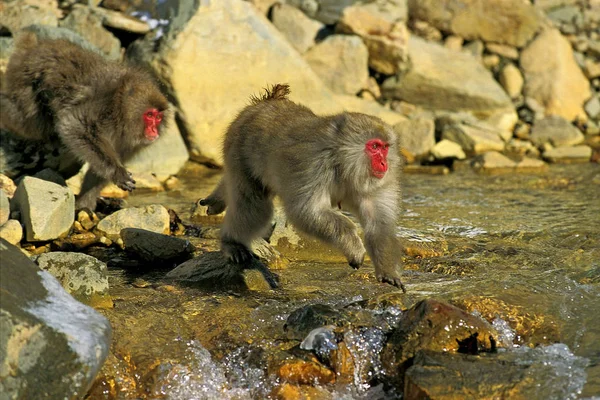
[304, 35, 369, 95]
[12, 177, 75, 242]
[271, 3, 324, 54]
[337, 3, 410, 74]
[128, 0, 343, 165]
[407, 0, 543, 47]
[0, 239, 111, 399]
[520, 29, 591, 121]
[381, 37, 514, 116]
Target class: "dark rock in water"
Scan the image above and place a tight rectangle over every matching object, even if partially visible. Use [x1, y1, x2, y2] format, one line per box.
[381, 299, 499, 387]
[121, 228, 195, 263]
[405, 345, 588, 400]
[166, 251, 279, 290]
[284, 304, 342, 340]
[0, 239, 111, 399]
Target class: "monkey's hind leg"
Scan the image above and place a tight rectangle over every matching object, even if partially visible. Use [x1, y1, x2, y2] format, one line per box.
[76, 169, 108, 211]
[220, 177, 274, 265]
[199, 178, 227, 215]
[0, 93, 25, 136]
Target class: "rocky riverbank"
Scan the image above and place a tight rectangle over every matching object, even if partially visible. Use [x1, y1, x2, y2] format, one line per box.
[1, 0, 599, 399]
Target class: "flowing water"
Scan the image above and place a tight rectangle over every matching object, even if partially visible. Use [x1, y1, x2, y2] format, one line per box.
[96, 163, 600, 399]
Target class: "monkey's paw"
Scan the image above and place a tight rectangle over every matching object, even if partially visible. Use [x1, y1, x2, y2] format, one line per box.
[376, 270, 406, 293]
[115, 170, 136, 192]
[199, 197, 226, 215]
[223, 241, 255, 265]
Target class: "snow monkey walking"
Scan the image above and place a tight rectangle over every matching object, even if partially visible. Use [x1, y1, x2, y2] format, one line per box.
[201, 84, 405, 291]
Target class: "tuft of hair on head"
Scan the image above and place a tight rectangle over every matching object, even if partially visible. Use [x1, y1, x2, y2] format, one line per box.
[250, 83, 291, 104]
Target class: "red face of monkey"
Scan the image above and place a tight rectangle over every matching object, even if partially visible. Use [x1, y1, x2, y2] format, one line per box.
[365, 138, 389, 179]
[143, 108, 164, 141]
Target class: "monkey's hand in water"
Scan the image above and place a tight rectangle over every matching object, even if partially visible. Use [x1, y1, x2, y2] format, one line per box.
[114, 169, 136, 192]
[376, 266, 406, 293]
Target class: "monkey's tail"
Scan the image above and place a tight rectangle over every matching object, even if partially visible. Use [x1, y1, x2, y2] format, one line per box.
[250, 83, 290, 104]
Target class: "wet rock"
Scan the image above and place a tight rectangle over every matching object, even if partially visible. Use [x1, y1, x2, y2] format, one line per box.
[125, 106, 189, 181]
[472, 151, 517, 173]
[0, 239, 111, 399]
[271, 3, 324, 54]
[59, 5, 121, 60]
[0, 189, 9, 225]
[485, 43, 519, 60]
[121, 228, 195, 263]
[36, 251, 113, 308]
[96, 204, 170, 241]
[430, 139, 466, 160]
[128, 0, 342, 165]
[166, 251, 279, 289]
[530, 116, 585, 147]
[52, 231, 100, 250]
[13, 177, 75, 242]
[304, 35, 369, 95]
[381, 37, 513, 115]
[407, 0, 542, 47]
[499, 63, 524, 99]
[521, 28, 591, 121]
[0, 174, 16, 198]
[404, 345, 588, 400]
[0, 1, 60, 35]
[242, 269, 275, 291]
[393, 117, 436, 158]
[381, 299, 498, 386]
[0, 219, 22, 245]
[337, 4, 409, 75]
[276, 359, 335, 385]
[252, 238, 289, 270]
[440, 119, 506, 155]
[284, 304, 342, 340]
[543, 145, 593, 163]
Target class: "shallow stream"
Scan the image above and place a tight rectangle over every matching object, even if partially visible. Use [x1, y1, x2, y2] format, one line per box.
[94, 163, 600, 399]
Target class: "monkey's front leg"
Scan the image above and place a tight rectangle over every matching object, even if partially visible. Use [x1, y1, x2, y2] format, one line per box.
[56, 113, 135, 192]
[285, 200, 366, 269]
[359, 198, 405, 291]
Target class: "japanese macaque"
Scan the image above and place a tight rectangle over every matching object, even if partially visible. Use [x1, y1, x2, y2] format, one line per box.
[0, 32, 168, 210]
[200, 84, 405, 290]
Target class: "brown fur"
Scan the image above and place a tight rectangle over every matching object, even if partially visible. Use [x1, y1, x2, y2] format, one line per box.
[0, 33, 169, 210]
[201, 84, 405, 290]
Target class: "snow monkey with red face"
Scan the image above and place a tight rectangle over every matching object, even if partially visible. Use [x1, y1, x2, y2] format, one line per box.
[0, 32, 168, 211]
[201, 84, 404, 290]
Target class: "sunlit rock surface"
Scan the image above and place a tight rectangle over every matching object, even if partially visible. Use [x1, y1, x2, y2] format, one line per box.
[0, 239, 111, 399]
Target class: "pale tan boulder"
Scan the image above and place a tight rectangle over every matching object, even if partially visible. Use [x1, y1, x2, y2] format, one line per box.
[521, 29, 591, 121]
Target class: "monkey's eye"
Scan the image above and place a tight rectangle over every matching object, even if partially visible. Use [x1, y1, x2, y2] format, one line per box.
[384, 143, 390, 149]
[156, 113, 163, 122]
[372, 143, 379, 149]
[146, 111, 154, 118]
